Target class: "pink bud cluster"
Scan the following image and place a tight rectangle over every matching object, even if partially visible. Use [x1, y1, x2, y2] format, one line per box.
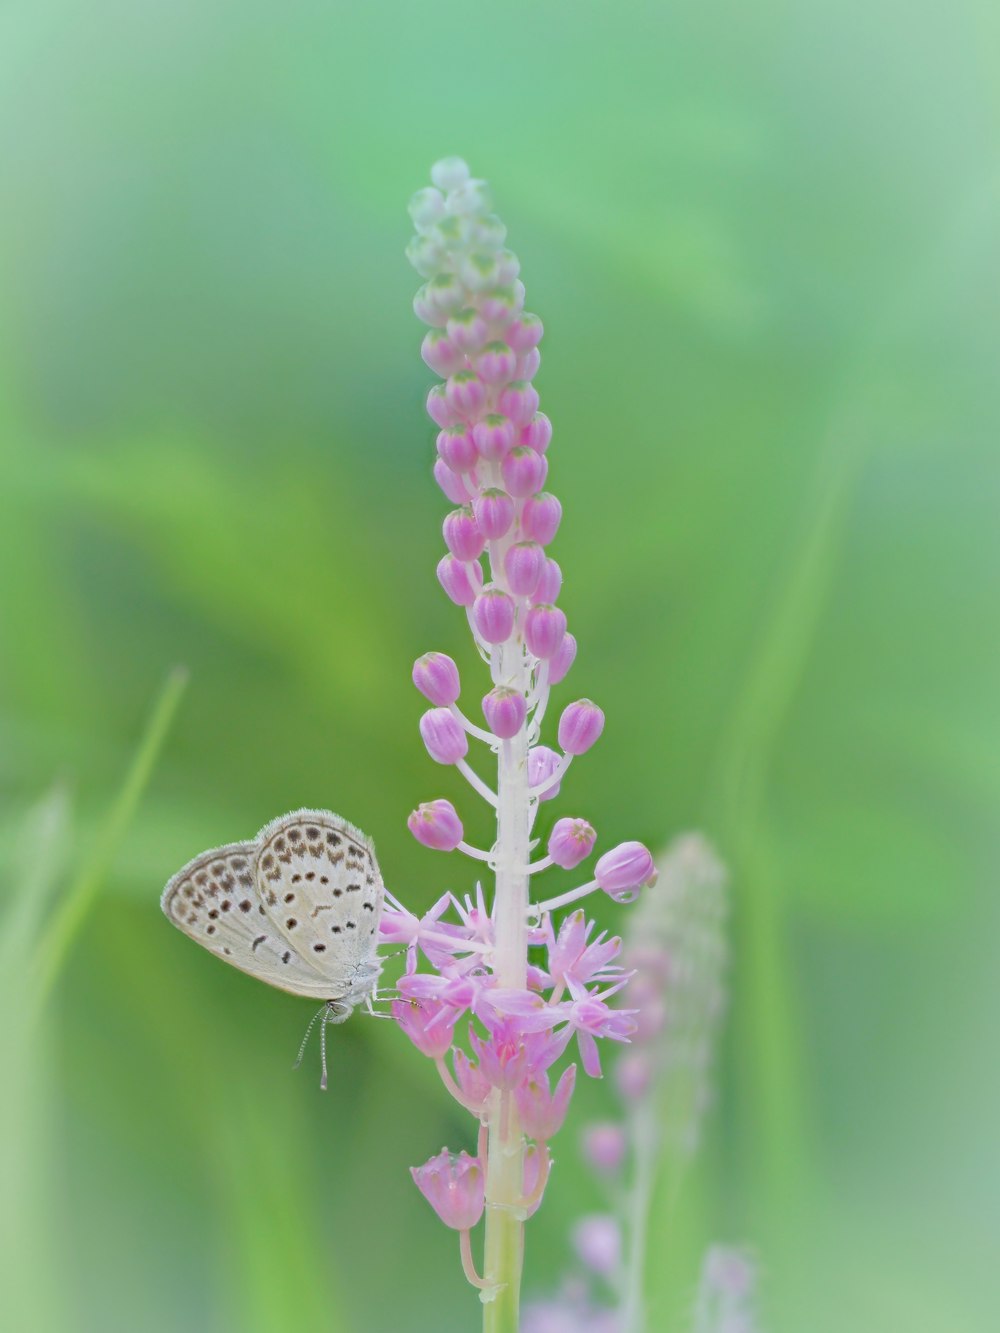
[391, 158, 657, 1303]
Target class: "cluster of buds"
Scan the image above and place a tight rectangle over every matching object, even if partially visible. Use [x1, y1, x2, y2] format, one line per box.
[523, 836, 731, 1331]
[383, 158, 657, 1324]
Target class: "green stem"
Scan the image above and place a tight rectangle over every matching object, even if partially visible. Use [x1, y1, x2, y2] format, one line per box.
[481, 637, 530, 1333]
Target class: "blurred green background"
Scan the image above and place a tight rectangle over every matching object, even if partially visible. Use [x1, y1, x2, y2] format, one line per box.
[1, 1, 997, 1329]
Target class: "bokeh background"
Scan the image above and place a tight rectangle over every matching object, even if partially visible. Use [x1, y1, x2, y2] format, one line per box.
[1, 1, 997, 1330]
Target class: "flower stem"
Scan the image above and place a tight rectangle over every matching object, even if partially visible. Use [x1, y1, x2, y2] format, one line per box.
[482, 636, 530, 1333]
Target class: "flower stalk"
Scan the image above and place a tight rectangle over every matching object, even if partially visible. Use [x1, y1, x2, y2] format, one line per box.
[389, 157, 656, 1331]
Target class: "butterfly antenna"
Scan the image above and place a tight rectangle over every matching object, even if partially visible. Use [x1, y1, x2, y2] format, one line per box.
[293, 1004, 328, 1073]
[320, 1007, 330, 1093]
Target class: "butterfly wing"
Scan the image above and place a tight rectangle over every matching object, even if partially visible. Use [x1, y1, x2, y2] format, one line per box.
[161, 842, 337, 999]
[253, 810, 384, 996]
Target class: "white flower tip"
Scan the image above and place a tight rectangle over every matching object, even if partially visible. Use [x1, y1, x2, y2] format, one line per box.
[431, 156, 471, 190]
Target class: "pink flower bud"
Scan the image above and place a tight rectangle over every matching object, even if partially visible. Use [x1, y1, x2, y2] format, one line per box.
[472, 488, 516, 540]
[442, 507, 486, 562]
[446, 307, 489, 353]
[558, 699, 605, 755]
[425, 272, 465, 316]
[524, 604, 567, 660]
[582, 1123, 627, 1173]
[475, 341, 518, 386]
[595, 841, 657, 900]
[498, 379, 541, 425]
[436, 554, 481, 606]
[472, 590, 515, 644]
[547, 817, 596, 869]
[528, 745, 562, 801]
[419, 708, 469, 765]
[501, 446, 548, 498]
[469, 212, 506, 248]
[413, 283, 445, 327]
[520, 412, 552, 453]
[533, 558, 562, 606]
[421, 329, 465, 377]
[616, 1050, 653, 1100]
[446, 370, 487, 418]
[573, 1215, 621, 1277]
[521, 491, 562, 544]
[407, 798, 464, 851]
[548, 631, 577, 685]
[482, 686, 527, 739]
[505, 312, 544, 353]
[426, 383, 459, 428]
[514, 347, 541, 381]
[433, 458, 471, 505]
[458, 250, 501, 292]
[412, 652, 461, 706]
[494, 248, 520, 284]
[436, 425, 478, 473]
[472, 414, 516, 462]
[410, 1149, 485, 1231]
[504, 541, 546, 596]
[481, 280, 524, 322]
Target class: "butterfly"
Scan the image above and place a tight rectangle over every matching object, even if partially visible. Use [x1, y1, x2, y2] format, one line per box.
[161, 810, 385, 1080]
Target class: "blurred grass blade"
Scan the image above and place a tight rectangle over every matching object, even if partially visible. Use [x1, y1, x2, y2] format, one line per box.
[0, 786, 73, 1332]
[0, 782, 72, 970]
[32, 665, 188, 1004]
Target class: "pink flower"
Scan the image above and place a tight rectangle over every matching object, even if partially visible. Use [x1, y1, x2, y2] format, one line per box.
[410, 1149, 485, 1231]
[581, 1123, 627, 1173]
[470, 1017, 568, 1090]
[556, 993, 637, 1078]
[545, 911, 624, 992]
[397, 969, 480, 1019]
[451, 1049, 492, 1114]
[448, 883, 496, 951]
[393, 996, 459, 1059]
[572, 1214, 621, 1276]
[515, 1065, 577, 1141]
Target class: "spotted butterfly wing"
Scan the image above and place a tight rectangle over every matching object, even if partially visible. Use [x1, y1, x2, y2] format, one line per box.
[160, 809, 384, 1007]
[253, 810, 384, 995]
